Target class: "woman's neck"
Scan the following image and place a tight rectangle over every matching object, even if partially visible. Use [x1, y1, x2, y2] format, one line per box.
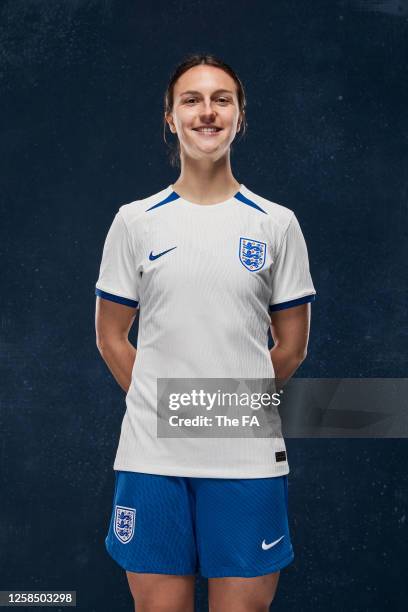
[172, 158, 241, 205]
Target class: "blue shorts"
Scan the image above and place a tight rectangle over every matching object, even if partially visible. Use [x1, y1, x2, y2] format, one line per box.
[105, 470, 294, 578]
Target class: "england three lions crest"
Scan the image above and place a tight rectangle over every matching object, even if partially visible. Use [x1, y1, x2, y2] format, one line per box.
[239, 238, 266, 271]
[114, 505, 136, 544]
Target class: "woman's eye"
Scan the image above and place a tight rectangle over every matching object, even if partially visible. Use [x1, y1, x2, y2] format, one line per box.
[184, 97, 229, 104]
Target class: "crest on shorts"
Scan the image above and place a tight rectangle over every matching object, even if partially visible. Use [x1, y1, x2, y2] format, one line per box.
[114, 505, 136, 544]
[239, 238, 266, 271]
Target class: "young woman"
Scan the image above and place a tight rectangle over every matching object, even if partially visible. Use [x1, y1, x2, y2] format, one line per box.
[95, 54, 316, 612]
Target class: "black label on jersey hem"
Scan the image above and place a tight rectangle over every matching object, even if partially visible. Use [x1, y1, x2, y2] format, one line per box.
[275, 451, 286, 462]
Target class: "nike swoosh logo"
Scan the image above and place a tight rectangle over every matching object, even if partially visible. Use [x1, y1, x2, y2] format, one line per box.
[149, 246, 177, 261]
[261, 535, 285, 550]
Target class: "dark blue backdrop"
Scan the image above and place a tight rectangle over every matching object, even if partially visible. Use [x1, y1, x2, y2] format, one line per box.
[1, 1, 407, 610]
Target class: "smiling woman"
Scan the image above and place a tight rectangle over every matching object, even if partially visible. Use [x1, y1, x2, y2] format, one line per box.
[95, 53, 316, 612]
[163, 55, 247, 178]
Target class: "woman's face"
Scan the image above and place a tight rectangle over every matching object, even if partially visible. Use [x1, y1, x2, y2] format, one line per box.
[166, 65, 242, 162]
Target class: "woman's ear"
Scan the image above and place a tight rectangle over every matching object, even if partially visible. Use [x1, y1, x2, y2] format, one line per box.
[165, 112, 176, 134]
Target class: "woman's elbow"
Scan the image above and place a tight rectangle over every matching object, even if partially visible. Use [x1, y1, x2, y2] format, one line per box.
[95, 330, 114, 354]
[296, 347, 308, 364]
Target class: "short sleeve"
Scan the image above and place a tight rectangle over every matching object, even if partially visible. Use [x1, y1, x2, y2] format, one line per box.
[269, 213, 316, 312]
[95, 211, 140, 308]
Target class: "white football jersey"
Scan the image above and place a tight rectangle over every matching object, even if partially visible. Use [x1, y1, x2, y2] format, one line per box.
[95, 184, 316, 478]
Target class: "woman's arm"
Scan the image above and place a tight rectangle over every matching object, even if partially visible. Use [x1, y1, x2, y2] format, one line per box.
[269, 302, 311, 390]
[95, 296, 139, 393]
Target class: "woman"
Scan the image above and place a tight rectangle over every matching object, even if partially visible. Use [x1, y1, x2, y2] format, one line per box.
[95, 54, 316, 612]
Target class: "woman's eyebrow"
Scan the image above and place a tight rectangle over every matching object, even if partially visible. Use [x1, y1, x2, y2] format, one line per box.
[179, 89, 234, 96]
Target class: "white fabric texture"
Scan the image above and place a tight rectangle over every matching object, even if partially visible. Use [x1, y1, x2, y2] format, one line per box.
[95, 184, 316, 478]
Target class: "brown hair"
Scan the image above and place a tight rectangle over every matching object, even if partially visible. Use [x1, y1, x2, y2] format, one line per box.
[163, 53, 248, 168]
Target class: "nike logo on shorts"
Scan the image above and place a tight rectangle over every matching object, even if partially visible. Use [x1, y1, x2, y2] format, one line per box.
[149, 246, 177, 261]
[261, 535, 285, 550]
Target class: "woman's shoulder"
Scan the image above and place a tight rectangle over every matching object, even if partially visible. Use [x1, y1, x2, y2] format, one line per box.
[117, 185, 172, 227]
[240, 185, 295, 231]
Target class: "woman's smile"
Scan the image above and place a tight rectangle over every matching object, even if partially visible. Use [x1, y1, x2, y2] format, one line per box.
[192, 127, 224, 137]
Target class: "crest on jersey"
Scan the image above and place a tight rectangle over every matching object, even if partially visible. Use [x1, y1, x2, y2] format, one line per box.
[114, 505, 136, 544]
[239, 238, 266, 271]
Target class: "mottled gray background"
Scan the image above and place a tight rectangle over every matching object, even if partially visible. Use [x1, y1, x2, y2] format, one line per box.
[1, 0, 407, 610]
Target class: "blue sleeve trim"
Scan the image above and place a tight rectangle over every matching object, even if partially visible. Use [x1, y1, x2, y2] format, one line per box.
[95, 288, 139, 308]
[269, 293, 316, 312]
